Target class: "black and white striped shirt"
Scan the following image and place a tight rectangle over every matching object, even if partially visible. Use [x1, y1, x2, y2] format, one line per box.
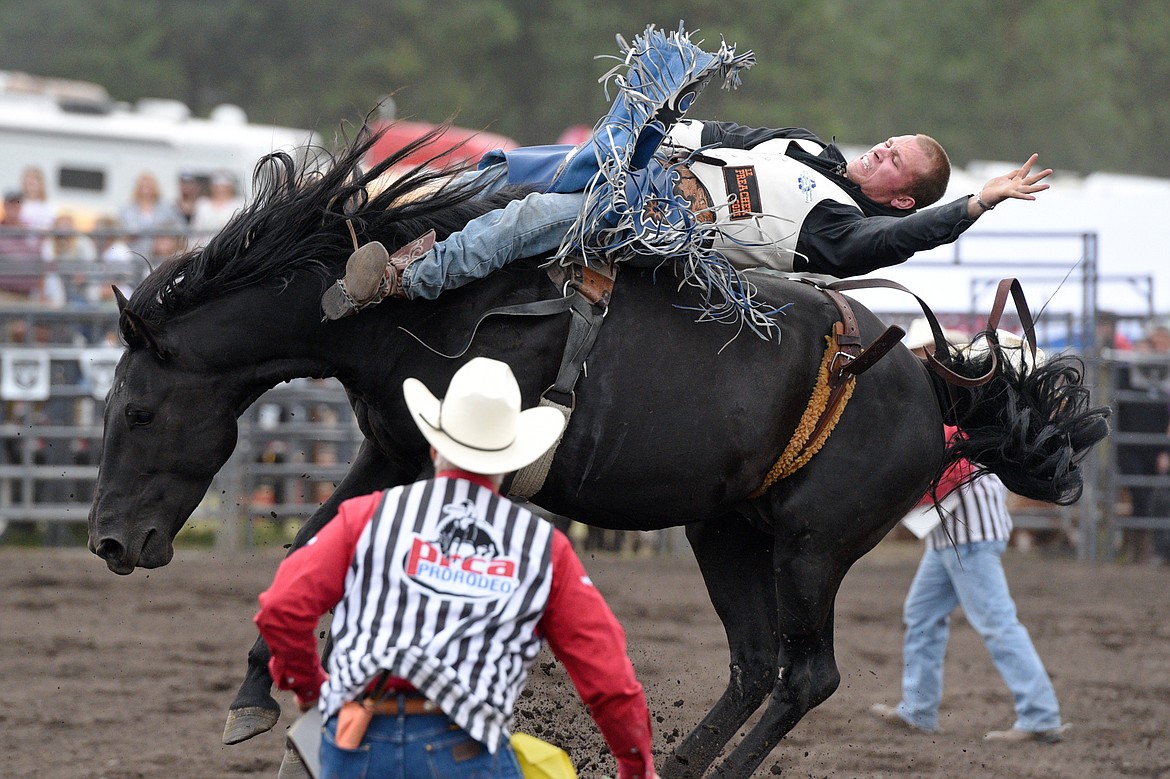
[321, 477, 554, 750]
[926, 472, 1014, 551]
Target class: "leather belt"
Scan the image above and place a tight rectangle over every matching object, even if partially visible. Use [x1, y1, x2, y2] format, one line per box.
[365, 695, 441, 716]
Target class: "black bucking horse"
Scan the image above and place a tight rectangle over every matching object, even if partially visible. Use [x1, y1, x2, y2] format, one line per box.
[87, 130, 1108, 778]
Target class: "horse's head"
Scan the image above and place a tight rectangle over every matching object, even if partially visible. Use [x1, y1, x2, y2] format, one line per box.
[86, 125, 534, 574]
[88, 293, 241, 574]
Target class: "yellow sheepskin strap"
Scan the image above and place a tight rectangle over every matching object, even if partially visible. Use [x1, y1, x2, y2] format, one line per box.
[750, 336, 856, 498]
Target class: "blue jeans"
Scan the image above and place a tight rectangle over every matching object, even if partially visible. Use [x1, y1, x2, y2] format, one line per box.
[896, 540, 1061, 733]
[400, 165, 583, 300]
[319, 708, 524, 779]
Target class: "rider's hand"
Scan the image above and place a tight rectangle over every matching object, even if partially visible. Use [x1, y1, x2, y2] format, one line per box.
[969, 153, 1052, 218]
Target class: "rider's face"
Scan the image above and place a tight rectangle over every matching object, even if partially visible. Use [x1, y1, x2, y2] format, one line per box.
[845, 135, 927, 209]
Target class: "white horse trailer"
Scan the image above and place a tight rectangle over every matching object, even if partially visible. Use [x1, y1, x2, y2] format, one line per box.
[0, 71, 320, 227]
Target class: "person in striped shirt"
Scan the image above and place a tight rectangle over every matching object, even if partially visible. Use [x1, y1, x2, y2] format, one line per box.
[870, 326, 1065, 744]
[255, 357, 657, 778]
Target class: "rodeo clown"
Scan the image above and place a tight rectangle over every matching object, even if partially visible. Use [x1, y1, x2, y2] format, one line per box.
[322, 23, 1051, 338]
[254, 357, 657, 778]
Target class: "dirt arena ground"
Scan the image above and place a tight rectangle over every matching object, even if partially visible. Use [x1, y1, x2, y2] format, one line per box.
[3, 539, 1168, 778]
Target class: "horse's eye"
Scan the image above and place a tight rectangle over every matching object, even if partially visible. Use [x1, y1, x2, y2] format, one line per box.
[125, 407, 154, 427]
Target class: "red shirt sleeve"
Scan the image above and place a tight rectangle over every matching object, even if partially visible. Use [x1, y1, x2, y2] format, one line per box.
[253, 492, 382, 707]
[539, 531, 655, 779]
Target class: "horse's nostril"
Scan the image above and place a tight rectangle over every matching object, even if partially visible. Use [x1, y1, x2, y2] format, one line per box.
[94, 537, 125, 563]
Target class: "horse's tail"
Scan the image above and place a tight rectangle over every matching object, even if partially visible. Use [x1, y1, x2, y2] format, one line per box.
[928, 334, 1111, 506]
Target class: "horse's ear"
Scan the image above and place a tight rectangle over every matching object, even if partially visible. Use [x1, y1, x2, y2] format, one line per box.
[113, 285, 129, 313]
[116, 293, 169, 360]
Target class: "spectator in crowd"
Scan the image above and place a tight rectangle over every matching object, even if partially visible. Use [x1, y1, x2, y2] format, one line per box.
[0, 191, 43, 297]
[118, 171, 184, 258]
[41, 213, 98, 263]
[149, 231, 186, 263]
[174, 169, 202, 226]
[89, 215, 140, 301]
[1114, 320, 1170, 562]
[254, 357, 657, 779]
[41, 213, 97, 305]
[36, 266, 67, 308]
[92, 215, 135, 264]
[17, 166, 56, 231]
[1096, 311, 1133, 353]
[192, 169, 244, 241]
[1148, 450, 1170, 565]
[1, 192, 37, 250]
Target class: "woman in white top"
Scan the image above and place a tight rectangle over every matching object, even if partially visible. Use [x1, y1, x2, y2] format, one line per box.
[17, 166, 56, 231]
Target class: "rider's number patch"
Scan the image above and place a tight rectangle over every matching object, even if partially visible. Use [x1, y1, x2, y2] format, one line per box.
[722, 165, 762, 220]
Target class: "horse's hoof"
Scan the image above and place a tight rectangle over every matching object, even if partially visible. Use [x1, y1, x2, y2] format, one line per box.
[278, 747, 312, 779]
[222, 705, 281, 745]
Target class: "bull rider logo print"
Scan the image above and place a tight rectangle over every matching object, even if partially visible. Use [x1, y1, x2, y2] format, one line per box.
[403, 499, 519, 599]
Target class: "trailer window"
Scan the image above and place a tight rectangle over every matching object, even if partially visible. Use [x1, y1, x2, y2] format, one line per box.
[58, 167, 106, 192]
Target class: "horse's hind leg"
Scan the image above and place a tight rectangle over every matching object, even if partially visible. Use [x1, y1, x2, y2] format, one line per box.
[663, 514, 779, 779]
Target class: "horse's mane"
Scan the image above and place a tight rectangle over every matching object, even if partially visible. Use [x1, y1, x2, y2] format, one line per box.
[934, 337, 1110, 505]
[126, 125, 525, 326]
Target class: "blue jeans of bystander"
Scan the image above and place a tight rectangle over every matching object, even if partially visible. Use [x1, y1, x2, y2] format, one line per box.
[896, 540, 1062, 733]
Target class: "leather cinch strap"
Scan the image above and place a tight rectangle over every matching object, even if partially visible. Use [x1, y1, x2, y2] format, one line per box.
[750, 283, 894, 496]
[508, 263, 615, 500]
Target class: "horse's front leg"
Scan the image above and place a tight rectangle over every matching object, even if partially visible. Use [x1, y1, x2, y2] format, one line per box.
[709, 609, 841, 778]
[708, 542, 848, 779]
[663, 515, 779, 779]
[222, 439, 421, 745]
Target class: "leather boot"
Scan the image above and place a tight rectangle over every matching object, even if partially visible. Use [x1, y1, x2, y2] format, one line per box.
[320, 230, 436, 320]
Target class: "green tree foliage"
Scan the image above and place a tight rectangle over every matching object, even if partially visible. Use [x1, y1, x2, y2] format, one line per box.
[0, 0, 1166, 175]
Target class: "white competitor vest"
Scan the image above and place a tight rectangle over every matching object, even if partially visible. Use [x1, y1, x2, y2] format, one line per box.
[322, 477, 555, 752]
[664, 120, 861, 271]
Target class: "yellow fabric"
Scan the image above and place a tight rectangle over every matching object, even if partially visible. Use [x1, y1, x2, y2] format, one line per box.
[511, 732, 577, 779]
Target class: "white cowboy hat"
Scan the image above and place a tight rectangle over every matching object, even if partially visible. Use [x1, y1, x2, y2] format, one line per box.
[402, 357, 566, 475]
[903, 317, 968, 352]
[962, 329, 1047, 370]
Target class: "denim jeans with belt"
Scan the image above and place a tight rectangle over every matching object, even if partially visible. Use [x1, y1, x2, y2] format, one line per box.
[319, 704, 523, 779]
[896, 540, 1062, 733]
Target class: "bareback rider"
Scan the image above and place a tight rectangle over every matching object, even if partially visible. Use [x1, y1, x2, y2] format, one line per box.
[321, 26, 1050, 322]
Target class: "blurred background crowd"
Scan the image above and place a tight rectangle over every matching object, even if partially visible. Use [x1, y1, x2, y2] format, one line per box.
[0, 164, 241, 311]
